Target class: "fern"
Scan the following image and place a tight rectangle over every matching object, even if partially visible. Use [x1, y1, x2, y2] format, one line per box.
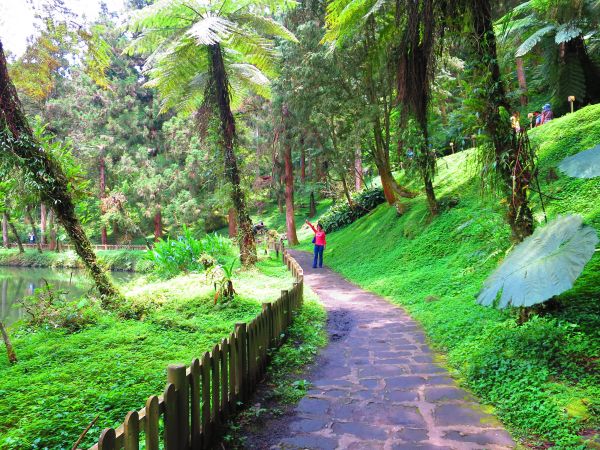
[515, 24, 555, 57]
[558, 144, 600, 178]
[477, 215, 598, 309]
[555, 22, 583, 44]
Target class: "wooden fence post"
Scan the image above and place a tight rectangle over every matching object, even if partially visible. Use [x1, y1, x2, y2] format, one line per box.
[262, 303, 273, 350]
[235, 323, 247, 402]
[124, 411, 139, 450]
[98, 429, 116, 450]
[190, 359, 201, 450]
[164, 384, 177, 449]
[200, 352, 211, 449]
[145, 395, 160, 450]
[167, 364, 189, 450]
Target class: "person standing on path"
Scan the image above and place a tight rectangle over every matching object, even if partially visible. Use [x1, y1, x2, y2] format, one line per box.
[306, 220, 326, 269]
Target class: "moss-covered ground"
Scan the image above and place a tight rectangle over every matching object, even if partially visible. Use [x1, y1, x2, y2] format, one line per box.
[297, 105, 600, 448]
[0, 253, 326, 449]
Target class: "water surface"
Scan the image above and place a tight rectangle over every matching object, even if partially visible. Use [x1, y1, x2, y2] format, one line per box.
[0, 267, 139, 326]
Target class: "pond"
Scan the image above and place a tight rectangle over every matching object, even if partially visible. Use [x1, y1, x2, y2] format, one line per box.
[0, 267, 140, 326]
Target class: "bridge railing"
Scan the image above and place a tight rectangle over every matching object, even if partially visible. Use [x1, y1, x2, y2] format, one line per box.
[6, 243, 149, 251]
[87, 246, 304, 450]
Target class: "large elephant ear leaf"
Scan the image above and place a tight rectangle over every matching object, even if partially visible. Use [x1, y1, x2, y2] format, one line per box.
[558, 144, 600, 178]
[477, 215, 598, 309]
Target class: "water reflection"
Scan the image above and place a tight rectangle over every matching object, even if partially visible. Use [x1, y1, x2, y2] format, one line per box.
[0, 268, 138, 326]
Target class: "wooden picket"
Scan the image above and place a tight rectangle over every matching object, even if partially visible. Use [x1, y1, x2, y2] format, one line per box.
[87, 243, 304, 450]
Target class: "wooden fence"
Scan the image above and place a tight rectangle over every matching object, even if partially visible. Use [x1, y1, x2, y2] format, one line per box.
[10, 243, 148, 251]
[87, 249, 303, 450]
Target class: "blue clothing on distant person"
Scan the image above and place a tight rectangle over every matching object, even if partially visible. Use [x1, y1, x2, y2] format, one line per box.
[313, 245, 324, 269]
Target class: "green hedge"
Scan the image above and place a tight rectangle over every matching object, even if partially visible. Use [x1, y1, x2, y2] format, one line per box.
[319, 187, 385, 233]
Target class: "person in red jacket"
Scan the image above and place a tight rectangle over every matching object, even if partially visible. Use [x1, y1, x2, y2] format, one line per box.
[306, 220, 326, 268]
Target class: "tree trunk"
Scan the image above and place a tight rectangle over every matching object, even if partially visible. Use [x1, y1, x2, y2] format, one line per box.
[309, 192, 317, 218]
[228, 207, 238, 238]
[515, 57, 528, 106]
[209, 43, 257, 266]
[26, 206, 42, 253]
[2, 213, 9, 248]
[99, 148, 108, 246]
[0, 40, 118, 299]
[469, 1, 533, 241]
[355, 147, 363, 191]
[282, 105, 299, 246]
[5, 213, 23, 253]
[48, 209, 56, 251]
[341, 172, 354, 207]
[154, 209, 162, 242]
[300, 139, 306, 183]
[0, 319, 17, 365]
[424, 175, 438, 216]
[40, 204, 47, 246]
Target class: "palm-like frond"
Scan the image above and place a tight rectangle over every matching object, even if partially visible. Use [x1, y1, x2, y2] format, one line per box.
[324, 0, 379, 45]
[232, 13, 298, 42]
[558, 144, 600, 178]
[187, 15, 235, 45]
[515, 24, 556, 57]
[477, 215, 598, 309]
[555, 22, 583, 43]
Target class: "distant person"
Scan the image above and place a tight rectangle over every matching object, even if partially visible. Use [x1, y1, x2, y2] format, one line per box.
[28, 232, 35, 244]
[253, 221, 266, 235]
[532, 111, 542, 127]
[510, 111, 521, 132]
[305, 220, 326, 269]
[540, 103, 554, 125]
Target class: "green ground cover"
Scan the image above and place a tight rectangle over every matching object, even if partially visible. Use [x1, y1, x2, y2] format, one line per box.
[298, 105, 600, 448]
[0, 253, 326, 449]
[0, 249, 152, 272]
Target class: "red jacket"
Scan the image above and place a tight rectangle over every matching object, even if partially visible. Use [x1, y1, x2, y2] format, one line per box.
[308, 223, 327, 246]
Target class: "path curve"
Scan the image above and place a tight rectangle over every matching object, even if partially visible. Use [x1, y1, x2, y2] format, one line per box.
[247, 250, 515, 450]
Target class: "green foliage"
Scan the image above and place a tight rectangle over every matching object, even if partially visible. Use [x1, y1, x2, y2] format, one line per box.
[318, 187, 385, 233]
[477, 214, 598, 309]
[559, 143, 600, 178]
[18, 282, 100, 332]
[148, 228, 235, 278]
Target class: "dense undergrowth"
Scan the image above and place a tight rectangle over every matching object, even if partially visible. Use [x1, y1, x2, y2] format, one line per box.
[298, 105, 600, 448]
[0, 252, 327, 449]
[0, 249, 152, 272]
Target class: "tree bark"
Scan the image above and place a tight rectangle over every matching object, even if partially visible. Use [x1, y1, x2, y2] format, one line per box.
[354, 147, 363, 191]
[99, 148, 107, 246]
[469, 1, 533, 241]
[228, 207, 237, 238]
[208, 44, 257, 266]
[515, 57, 528, 106]
[48, 209, 56, 251]
[2, 213, 9, 248]
[5, 213, 23, 253]
[309, 191, 317, 218]
[26, 206, 42, 253]
[282, 105, 299, 246]
[154, 209, 162, 242]
[0, 318, 17, 365]
[0, 40, 118, 299]
[40, 204, 47, 246]
[300, 137, 306, 183]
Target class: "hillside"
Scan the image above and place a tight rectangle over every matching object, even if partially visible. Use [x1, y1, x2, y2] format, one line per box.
[298, 104, 600, 448]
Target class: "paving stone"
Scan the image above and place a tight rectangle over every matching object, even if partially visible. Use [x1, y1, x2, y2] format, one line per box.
[359, 378, 379, 388]
[385, 375, 427, 389]
[385, 390, 419, 402]
[296, 397, 330, 416]
[443, 429, 515, 446]
[289, 418, 329, 433]
[394, 427, 429, 441]
[332, 422, 388, 440]
[279, 435, 338, 450]
[434, 403, 498, 427]
[425, 387, 473, 403]
[392, 444, 453, 450]
[347, 442, 386, 450]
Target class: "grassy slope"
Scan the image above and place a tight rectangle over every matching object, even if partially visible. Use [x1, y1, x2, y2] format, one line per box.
[299, 105, 600, 448]
[0, 254, 322, 449]
[0, 248, 152, 272]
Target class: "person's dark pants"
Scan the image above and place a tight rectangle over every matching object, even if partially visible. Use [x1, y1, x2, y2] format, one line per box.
[313, 245, 324, 268]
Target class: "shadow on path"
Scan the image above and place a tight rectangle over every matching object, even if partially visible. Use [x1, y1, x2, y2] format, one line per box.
[241, 250, 514, 450]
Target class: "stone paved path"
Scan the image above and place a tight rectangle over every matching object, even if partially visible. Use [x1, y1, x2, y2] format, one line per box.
[248, 250, 515, 450]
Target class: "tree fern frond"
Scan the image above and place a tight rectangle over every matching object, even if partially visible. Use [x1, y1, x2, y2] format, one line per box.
[187, 15, 235, 45]
[555, 22, 582, 44]
[232, 13, 298, 42]
[515, 25, 556, 57]
[558, 144, 600, 178]
[477, 215, 598, 309]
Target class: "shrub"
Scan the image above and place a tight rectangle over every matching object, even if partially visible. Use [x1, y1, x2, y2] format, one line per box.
[147, 227, 234, 278]
[319, 187, 385, 233]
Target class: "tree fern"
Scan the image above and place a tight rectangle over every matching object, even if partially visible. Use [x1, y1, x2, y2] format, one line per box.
[515, 24, 556, 57]
[477, 215, 598, 309]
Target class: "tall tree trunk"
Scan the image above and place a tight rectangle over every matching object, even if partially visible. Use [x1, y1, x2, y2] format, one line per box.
[469, 1, 533, 241]
[0, 41, 118, 299]
[40, 204, 47, 246]
[99, 148, 108, 246]
[154, 209, 162, 242]
[209, 44, 257, 266]
[341, 172, 354, 207]
[2, 213, 9, 248]
[0, 318, 17, 365]
[282, 105, 299, 246]
[48, 209, 56, 251]
[515, 57, 528, 106]
[26, 206, 42, 253]
[354, 147, 363, 191]
[300, 146, 306, 183]
[228, 207, 238, 238]
[309, 192, 317, 218]
[5, 213, 23, 254]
